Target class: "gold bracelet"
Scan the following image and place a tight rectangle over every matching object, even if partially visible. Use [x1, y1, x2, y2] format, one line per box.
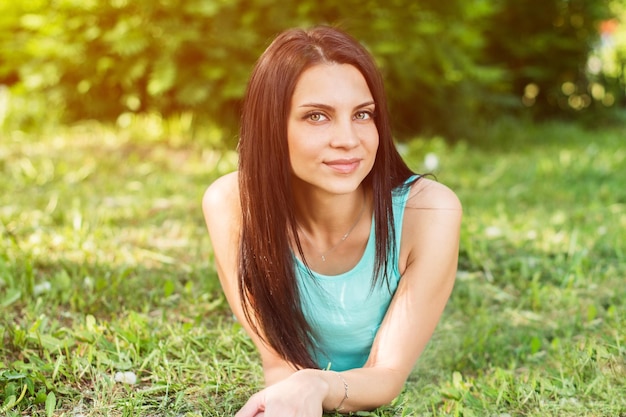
[335, 372, 349, 411]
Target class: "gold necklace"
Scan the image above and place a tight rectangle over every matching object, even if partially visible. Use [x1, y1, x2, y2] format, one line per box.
[297, 191, 366, 262]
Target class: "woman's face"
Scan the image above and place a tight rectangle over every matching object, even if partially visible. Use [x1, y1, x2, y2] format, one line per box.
[287, 63, 379, 196]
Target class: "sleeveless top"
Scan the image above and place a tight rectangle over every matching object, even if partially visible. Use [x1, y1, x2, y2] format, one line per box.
[294, 176, 416, 371]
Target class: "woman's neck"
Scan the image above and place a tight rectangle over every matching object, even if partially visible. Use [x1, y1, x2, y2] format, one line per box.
[293, 185, 366, 234]
[291, 184, 372, 270]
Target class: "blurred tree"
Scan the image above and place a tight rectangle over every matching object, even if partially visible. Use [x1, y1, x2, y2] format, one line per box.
[587, 1, 626, 110]
[482, 0, 614, 118]
[1, 0, 502, 141]
[0, 3, 23, 86]
[0, 0, 621, 141]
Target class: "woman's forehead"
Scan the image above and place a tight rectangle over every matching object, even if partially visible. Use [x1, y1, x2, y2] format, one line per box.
[291, 63, 373, 107]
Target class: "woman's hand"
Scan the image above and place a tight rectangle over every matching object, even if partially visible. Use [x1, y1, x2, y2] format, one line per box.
[235, 370, 330, 417]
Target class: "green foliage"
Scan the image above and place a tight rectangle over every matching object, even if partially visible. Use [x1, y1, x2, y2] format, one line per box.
[1, 0, 622, 142]
[483, 0, 616, 118]
[586, 0, 626, 117]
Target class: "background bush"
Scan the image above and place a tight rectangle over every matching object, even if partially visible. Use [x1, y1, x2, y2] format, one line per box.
[0, 0, 624, 142]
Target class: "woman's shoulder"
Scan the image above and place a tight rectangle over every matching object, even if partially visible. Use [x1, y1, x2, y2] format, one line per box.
[202, 171, 241, 225]
[406, 177, 462, 212]
[398, 177, 462, 273]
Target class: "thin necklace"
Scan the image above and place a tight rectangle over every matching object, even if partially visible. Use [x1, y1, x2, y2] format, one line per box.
[297, 191, 366, 262]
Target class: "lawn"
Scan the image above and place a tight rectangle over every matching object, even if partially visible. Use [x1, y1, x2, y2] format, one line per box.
[1, 117, 625, 416]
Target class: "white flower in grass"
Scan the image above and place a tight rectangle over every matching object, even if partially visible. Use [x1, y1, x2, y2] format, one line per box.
[396, 142, 409, 156]
[424, 152, 439, 171]
[485, 226, 502, 238]
[114, 371, 137, 385]
[33, 281, 52, 295]
[83, 276, 94, 289]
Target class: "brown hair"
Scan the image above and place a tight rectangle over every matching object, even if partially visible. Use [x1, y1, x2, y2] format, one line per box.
[237, 26, 416, 369]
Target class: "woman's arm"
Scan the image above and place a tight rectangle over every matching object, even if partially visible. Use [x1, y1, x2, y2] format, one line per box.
[230, 179, 462, 416]
[202, 172, 301, 382]
[345, 179, 462, 408]
[203, 173, 339, 415]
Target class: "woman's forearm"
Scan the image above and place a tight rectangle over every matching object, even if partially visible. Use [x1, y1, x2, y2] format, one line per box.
[299, 367, 405, 413]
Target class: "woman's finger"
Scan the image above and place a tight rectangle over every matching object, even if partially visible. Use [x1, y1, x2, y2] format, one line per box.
[235, 392, 264, 417]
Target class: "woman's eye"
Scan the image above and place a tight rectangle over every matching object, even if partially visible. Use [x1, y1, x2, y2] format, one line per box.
[306, 112, 328, 122]
[355, 111, 373, 120]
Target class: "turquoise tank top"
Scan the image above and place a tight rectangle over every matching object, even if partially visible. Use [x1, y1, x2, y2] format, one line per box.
[295, 177, 416, 371]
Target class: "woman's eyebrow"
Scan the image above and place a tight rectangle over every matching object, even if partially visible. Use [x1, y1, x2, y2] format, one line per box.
[297, 101, 376, 110]
[298, 102, 334, 110]
[355, 101, 376, 109]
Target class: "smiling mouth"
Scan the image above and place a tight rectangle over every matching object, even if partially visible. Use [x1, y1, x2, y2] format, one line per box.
[324, 159, 361, 174]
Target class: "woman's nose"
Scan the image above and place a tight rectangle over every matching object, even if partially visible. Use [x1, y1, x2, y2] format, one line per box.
[329, 119, 359, 149]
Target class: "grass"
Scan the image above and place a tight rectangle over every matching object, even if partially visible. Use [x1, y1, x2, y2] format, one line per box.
[0, 115, 625, 416]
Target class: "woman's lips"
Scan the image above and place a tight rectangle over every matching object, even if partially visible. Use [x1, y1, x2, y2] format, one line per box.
[324, 158, 361, 174]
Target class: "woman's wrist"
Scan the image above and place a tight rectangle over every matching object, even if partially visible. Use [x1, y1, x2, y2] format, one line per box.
[294, 369, 350, 412]
[292, 369, 334, 409]
[335, 372, 349, 410]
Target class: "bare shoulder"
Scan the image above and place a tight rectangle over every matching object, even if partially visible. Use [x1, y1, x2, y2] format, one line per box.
[202, 171, 240, 216]
[399, 177, 462, 273]
[202, 171, 241, 245]
[406, 177, 462, 213]
[202, 171, 241, 287]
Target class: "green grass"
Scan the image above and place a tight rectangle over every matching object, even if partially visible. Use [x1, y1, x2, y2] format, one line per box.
[1, 116, 625, 416]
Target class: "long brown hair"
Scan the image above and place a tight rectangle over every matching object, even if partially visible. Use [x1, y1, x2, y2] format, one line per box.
[237, 26, 416, 369]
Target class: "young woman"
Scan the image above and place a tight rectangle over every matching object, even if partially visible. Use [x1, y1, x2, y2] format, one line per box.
[203, 26, 462, 416]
